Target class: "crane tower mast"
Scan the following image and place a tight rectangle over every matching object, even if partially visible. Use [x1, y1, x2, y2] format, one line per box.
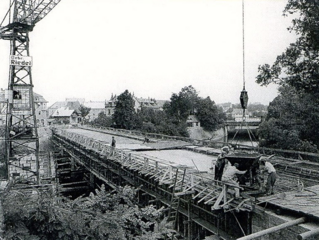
[0, 0, 61, 184]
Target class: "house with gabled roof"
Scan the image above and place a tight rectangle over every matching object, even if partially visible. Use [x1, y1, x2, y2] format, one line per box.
[105, 93, 168, 115]
[83, 101, 107, 121]
[186, 115, 201, 127]
[51, 107, 81, 125]
[47, 99, 81, 118]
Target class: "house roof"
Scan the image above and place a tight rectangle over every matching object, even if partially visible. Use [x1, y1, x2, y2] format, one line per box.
[33, 92, 48, 103]
[51, 107, 78, 117]
[83, 101, 105, 109]
[232, 108, 249, 115]
[187, 115, 200, 123]
[48, 101, 81, 111]
[66, 98, 85, 104]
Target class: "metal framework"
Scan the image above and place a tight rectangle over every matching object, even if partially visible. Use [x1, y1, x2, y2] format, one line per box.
[0, 0, 61, 183]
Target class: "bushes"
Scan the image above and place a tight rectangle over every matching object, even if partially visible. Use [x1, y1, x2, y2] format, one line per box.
[2, 185, 171, 240]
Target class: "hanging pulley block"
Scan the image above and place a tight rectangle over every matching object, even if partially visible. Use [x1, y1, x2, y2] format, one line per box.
[240, 89, 248, 109]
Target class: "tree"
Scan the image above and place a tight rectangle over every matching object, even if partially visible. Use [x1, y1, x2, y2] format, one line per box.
[164, 85, 199, 123]
[137, 108, 166, 133]
[256, 0, 319, 152]
[91, 112, 113, 128]
[113, 90, 138, 130]
[79, 104, 91, 121]
[256, 1, 319, 95]
[258, 86, 318, 152]
[196, 97, 225, 131]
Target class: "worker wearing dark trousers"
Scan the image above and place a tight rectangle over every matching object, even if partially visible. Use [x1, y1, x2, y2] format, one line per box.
[110, 136, 116, 156]
[214, 146, 229, 181]
[260, 158, 277, 195]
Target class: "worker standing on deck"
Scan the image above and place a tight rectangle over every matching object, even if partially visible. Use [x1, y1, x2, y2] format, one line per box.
[214, 146, 229, 181]
[222, 163, 246, 199]
[260, 158, 277, 195]
[110, 136, 116, 156]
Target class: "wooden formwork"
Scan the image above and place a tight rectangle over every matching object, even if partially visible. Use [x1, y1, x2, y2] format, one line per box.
[52, 129, 256, 239]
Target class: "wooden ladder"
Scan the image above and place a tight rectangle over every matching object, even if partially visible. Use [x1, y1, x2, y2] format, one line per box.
[167, 168, 187, 239]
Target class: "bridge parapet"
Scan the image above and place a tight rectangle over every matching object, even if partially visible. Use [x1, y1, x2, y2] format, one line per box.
[79, 125, 194, 143]
[52, 128, 253, 213]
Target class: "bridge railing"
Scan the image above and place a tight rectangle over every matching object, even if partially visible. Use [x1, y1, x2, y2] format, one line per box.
[80, 125, 194, 143]
[54, 124, 319, 162]
[53, 127, 255, 218]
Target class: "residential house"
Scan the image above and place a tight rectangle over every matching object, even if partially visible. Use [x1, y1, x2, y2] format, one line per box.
[137, 97, 167, 111]
[186, 115, 201, 127]
[34, 92, 49, 126]
[105, 94, 168, 116]
[83, 101, 107, 121]
[51, 107, 81, 125]
[105, 94, 117, 117]
[0, 89, 48, 126]
[48, 99, 81, 118]
[231, 108, 250, 121]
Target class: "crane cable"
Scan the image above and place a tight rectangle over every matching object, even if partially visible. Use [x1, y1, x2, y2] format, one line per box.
[240, 0, 249, 119]
[232, 0, 257, 146]
[242, 0, 245, 91]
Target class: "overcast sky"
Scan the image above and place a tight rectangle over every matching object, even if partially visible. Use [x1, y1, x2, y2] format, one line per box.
[0, 0, 296, 106]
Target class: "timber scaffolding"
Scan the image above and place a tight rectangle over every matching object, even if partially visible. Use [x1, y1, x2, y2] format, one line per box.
[52, 128, 254, 240]
[51, 127, 319, 240]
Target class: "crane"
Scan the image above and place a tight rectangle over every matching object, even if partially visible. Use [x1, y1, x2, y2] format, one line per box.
[0, 0, 61, 184]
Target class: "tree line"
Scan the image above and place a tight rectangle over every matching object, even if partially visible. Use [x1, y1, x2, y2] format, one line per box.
[256, 0, 319, 153]
[87, 0, 319, 153]
[90, 85, 226, 138]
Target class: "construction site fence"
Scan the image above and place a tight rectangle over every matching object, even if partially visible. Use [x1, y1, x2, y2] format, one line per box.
[60, 125, 319, 162]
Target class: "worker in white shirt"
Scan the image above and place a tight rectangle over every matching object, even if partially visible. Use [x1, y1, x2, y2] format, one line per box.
[222, 163, 246, 199]
[260, 158, 277, 195]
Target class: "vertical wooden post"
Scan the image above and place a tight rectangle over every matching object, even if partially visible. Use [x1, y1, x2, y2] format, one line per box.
[246, 212, 251, 235]
[188, 196, 192, 240]
[71, 157, 75, 171]
[89, 172, 94, 189]
[223, 125, 228, 143]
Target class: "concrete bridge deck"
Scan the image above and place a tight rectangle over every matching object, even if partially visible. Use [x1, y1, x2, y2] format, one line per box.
[51, 126, 319, 240]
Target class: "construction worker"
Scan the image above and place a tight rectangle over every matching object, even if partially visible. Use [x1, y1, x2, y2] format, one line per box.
[260, 157, 277, 195]
[110, 136, 116, 156]
[214, 146, 229, 181]
[222, 163, 246, 199]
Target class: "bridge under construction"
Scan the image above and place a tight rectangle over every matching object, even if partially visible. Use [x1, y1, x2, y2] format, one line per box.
[46, 125, 319, 240]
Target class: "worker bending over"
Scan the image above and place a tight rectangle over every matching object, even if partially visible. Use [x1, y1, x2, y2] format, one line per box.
[222, 163, 246, 199]
[260, 158, 277, 195]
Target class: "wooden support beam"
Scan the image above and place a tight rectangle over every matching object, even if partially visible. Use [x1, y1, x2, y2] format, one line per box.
[175, 191, 195, 196]
[198, 188, 218, 203]
[193, 187, 208, 200]
[204, 195, 218, 205]
[237, 217, 306, 240]
[211, 188, 225, 210]
[60, 181, 87, 187]
[298, 228, 319, 240]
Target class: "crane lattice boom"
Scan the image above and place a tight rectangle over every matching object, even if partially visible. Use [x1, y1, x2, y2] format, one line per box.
[0, 0, 61, 40]
[0, 0, 62, 183]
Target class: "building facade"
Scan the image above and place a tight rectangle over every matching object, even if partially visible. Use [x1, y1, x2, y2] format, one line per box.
[0, 89, 48, 126]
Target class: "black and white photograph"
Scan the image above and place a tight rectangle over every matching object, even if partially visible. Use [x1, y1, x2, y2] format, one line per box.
[0, 0, 319, 239]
